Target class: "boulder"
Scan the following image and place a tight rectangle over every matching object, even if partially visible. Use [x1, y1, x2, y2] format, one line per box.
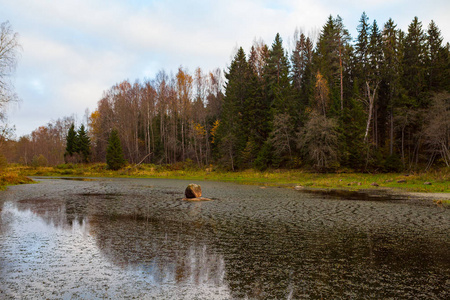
[185, 184, 202, 198]
[424, 182, 432, 185]
[371, 182, 379, 187]
[397, 179, 407, 183]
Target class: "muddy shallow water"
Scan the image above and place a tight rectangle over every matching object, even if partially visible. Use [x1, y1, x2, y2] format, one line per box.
[0, 177, 449, 299]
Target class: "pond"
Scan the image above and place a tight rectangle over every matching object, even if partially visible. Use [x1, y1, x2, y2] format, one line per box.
[0, 177, 449, 299]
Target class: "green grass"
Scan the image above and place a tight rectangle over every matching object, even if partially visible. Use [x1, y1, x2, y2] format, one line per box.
[7, 163, 449, 193]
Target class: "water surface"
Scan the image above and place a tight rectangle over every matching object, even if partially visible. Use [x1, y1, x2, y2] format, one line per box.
[0, 178, 448, 299]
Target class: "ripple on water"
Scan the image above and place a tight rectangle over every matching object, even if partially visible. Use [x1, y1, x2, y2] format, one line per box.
[0, 178, 449, 299]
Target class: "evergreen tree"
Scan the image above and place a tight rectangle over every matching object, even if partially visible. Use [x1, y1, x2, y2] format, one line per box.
[65, 123, 77, 156]
[64, 123, 79, 163]
[379, 18, 402, 155]
[368, 20, 383, 80]
[355, 12, 370, 78]
[426, 20, 445, 91]
[247, 43, 271, 147]
[248, 41, 269, 80]
[256, 34, 294, 168]
[365, 19, 383, 147]
[106, 129, 127, 170]
[216, 47, 253, 169]
[265, 33, 293, 115]
[291, 33, 308, 91]
[314, 15, 351, 112]
[403, 17, 427, 104]
[291, 33, 314, 112]
[315, 16, 340, 83]
[77, 124, 91, 163]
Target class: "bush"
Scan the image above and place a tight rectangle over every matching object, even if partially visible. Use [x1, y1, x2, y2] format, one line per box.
[31, 154, 48, 168]
[384, 154, 403, 172]
[55, 163, 75, 170]
[0, 154, 7, 170]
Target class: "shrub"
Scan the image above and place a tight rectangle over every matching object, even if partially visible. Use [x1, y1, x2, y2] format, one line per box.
[384, 154, 403, 172]
[0, 154, 7, 170]
[55, 163, 75, 170]
[31, 154, 48, 168]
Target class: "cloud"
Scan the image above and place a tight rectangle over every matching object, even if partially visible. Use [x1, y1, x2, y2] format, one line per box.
[1, 0, 449, 136]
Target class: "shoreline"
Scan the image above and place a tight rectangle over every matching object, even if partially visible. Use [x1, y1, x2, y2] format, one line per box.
[25, 175, 450, 206]
[3, 164, 449, 199]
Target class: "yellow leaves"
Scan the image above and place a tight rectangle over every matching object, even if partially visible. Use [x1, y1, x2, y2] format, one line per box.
[314, 71, 330, 115]
[193, 122, 206, 137]
[210, 120, 220, 144]
[89, 110, 101, 138]
[89, 110, 100, 123]
[305, 107, 312, 115]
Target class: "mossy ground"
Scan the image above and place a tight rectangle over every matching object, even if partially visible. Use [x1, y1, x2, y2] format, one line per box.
[5, 163, 449, 193]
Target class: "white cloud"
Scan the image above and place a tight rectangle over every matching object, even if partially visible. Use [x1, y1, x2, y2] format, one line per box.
[1, 0, 449, 136]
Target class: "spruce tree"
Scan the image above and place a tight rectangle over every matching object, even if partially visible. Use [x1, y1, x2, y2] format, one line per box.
[218, 47, 265, 169]
[65, 123, 78, 163]
[380, 18, 402, 154]
[106, 129, 126, 170]
[368, 20, 383, 80]
[426, 20, 445, 91]
[66, 123, 77, 155]
[291, 33, 314, 111]
[314, 15, 351, 112]
[403, 17, 427, 104]
[265, 33, 293, 115]
[355, 12, 370, 76]
[77, 124, 91, 163]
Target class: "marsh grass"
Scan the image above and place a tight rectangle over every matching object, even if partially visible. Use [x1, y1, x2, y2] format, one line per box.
[0, 168, 34, 190]
[7, 163, 449, 193]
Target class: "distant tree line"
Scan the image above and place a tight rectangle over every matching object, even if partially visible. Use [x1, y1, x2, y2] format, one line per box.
[4, 14, 450, 172]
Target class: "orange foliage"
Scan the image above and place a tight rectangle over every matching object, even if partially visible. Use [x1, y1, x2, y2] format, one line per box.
[210, 120, 220, 144]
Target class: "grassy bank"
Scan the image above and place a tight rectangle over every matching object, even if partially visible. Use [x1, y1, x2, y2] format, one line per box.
[6, 163, 450, 193]
[0, 170, 34, 191]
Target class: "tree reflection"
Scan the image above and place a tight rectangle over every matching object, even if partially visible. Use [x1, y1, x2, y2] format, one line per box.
[90, 216, 226, 286]
[6, 194, 449, 299]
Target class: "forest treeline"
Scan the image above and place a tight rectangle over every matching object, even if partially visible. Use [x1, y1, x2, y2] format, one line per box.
[4, 14, 450, 172]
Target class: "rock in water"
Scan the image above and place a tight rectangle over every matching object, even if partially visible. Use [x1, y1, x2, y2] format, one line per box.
[185, 184, 202, 198]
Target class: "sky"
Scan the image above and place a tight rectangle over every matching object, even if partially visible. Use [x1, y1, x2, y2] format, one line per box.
[1, 0, 449, 137]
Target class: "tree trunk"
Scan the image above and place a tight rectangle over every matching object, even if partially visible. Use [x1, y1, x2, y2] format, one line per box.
[364, 81, 378, 143]
[390, 109, 394, 156]
[339, 47, 344, 111]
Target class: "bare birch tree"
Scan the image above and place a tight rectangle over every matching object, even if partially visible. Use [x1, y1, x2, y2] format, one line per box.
[0, 21, 21, 119]
[424, 92, 450, 168]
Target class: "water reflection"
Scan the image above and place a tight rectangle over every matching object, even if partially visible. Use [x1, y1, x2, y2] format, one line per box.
[1, 179, 449, 299]
[1, 197, 228, 296]
[92, 217, 225, 285]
